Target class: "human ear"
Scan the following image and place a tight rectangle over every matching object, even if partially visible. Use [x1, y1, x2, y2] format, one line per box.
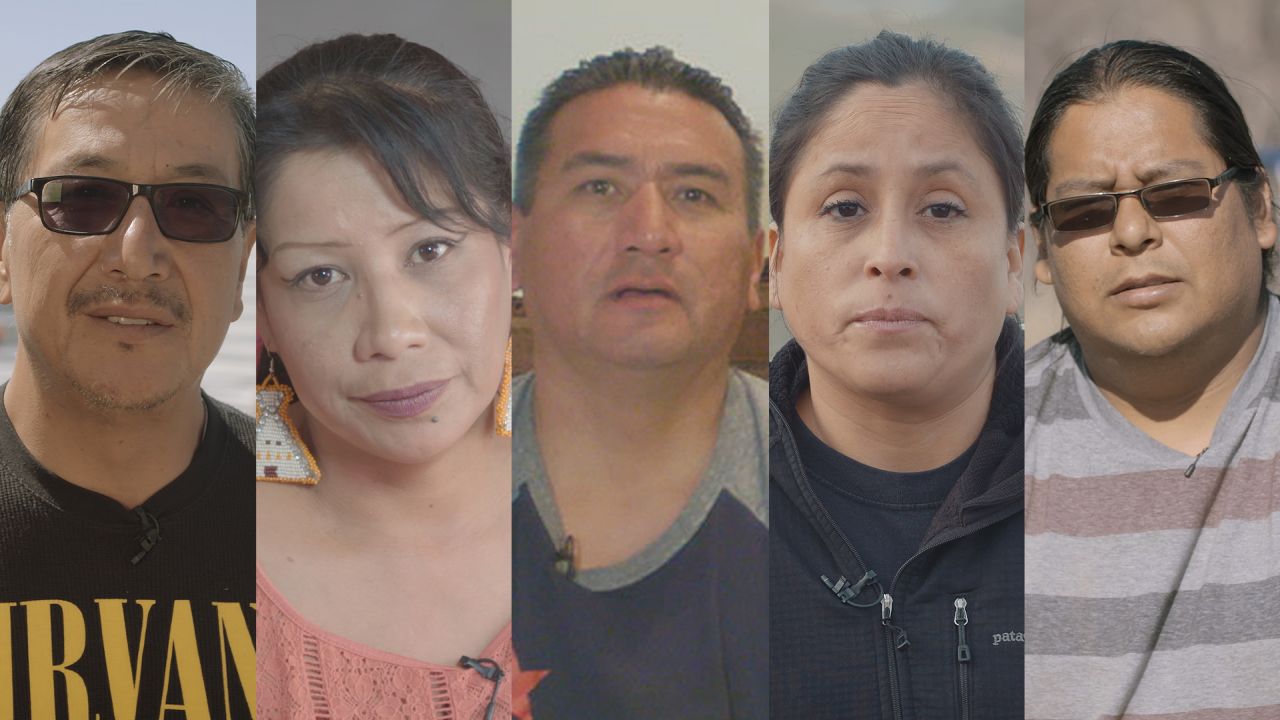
[1005, 227, 1026, 315]
[1253, 176, 1277, 252]
[0, 209, 11, 306]
[768, 224, 783, 311]
[232, 221, 255, 322]
[746, 229, 765, 312]
[1032, 226, 1055, 286]
[511, 210, 526, 291]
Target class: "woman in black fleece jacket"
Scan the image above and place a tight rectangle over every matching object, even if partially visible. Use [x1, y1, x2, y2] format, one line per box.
[767, 31, 1025, 720]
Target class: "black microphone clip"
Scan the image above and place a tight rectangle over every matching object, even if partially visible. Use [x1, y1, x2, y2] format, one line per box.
[459, 656, 505, 720]
[130, 507, 162, 565]
[553, 534, 577, 580]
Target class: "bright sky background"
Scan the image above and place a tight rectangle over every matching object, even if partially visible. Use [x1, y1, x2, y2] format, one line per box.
[0, 0, 256, 99]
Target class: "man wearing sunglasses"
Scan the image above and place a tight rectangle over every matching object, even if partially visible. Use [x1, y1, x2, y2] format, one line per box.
[1024, 41, 1280, 719]
[0, 32, 255, 717]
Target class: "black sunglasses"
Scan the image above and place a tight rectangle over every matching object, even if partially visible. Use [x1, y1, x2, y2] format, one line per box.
[1031, 165, 1257, 233]
[11, 175, 248, 243]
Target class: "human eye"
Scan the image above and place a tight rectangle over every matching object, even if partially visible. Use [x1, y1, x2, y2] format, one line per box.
[408, 238, 457, 265]
[820, 199, 867, 219]
[578, 179, 617, 196]
[165, 188, 217, 215]
[289, 266, 349, 290]
[675, 186, 718, 206]
[922, 201, 967, 220]
[69, 182, 114, 200]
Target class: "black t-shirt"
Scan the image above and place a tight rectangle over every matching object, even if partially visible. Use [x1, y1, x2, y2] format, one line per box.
[0, 393, 255, 719]
[511, 372, 769, 720]
[787, 405, 974, 583]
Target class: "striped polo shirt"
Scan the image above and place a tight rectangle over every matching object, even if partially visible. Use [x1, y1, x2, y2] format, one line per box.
[1025, 292, 1280, 720]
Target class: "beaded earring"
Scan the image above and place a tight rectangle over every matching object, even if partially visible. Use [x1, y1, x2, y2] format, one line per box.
[256, 354, 321, 485]
[496, 337, 512, 438]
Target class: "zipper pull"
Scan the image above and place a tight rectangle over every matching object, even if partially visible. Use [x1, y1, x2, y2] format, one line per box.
[954, 597, 970, 663]
[882, 594, 909, 649]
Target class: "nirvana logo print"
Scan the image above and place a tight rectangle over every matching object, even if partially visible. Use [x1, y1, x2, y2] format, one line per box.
[992, 630, 1024, 646]
[0, 599, 255, 720]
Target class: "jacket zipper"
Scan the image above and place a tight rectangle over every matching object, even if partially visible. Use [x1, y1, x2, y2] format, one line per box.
[881, 593, 909, 720]
[771, 400, 1017, 720]
[954, 597, 971, 720]
[875, 497, 1013, 720]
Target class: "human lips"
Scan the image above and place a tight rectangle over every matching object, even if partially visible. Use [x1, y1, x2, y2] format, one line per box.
[354, 380, 449, 419]
[83, 304, 177, 328]
[1109, 274, 1183, 309]
[607, 277, 681, 303]
[1110, 274, 1180, 296]
[851, 307, 930, 332]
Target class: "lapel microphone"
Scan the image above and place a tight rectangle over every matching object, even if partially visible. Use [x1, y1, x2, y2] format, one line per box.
[458, 656, 504, 720]
[553, 534, 577, 580]
[131, 506, 162, 564]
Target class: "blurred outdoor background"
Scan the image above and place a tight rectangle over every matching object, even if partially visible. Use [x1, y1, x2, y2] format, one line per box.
[768, 0, 1026, 357]
[1025, 0, 1280, 345]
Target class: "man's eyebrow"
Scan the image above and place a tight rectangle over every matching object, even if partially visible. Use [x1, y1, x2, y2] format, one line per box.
[169, 163, 232, 185]
[46, 155, 232, 185]
[561, 151, 633, 173]
[665, 162, 730, 185]
[1051, 159, 1210, 198]
[52, 152, 116, 174]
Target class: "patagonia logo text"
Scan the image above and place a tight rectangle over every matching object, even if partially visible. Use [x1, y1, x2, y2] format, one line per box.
[991, 631, 1024, 646]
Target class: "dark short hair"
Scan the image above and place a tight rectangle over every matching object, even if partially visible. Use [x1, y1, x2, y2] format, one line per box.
[0, 30, 254, 220]
[514, 46, 763, 233]
[1026, 40, 1275, 275]
[771, 30, 1024, 233]
[255, 33, 510, 260]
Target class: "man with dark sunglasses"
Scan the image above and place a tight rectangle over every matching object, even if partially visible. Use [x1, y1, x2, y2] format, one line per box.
[0, 32, 255, 717]
[1024, 41, 1280, 719]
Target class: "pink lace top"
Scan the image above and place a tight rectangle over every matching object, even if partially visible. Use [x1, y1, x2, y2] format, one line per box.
[257, 565, 513, 719]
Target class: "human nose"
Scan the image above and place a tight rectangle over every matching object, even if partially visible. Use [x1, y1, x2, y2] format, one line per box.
[617, 183, 681, 256]
[353, 278, 430, 362]
[862, 214, 918, 279]
[1110, 194, 1162, 255]
[97, 196, 172, 281]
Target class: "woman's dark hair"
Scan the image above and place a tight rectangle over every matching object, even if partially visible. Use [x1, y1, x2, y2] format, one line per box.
[255, 33, 510, 262]
[256, 34, 510, 382]
[1026, 40, 1274, 274]
[770, 30, 1024, 233]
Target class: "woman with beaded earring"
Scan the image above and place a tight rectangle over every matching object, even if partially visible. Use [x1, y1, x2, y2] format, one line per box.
[254, 34, 513, 719]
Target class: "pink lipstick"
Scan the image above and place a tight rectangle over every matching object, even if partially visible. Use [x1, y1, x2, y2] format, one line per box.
[355, 380, 449, 419]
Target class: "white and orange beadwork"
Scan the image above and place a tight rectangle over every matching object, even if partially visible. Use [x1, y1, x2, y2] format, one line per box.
[256, 369, 321, 485]
[496, 338, 512, 438]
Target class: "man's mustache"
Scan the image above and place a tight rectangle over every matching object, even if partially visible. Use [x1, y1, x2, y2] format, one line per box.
[67, 285, 190, 325]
